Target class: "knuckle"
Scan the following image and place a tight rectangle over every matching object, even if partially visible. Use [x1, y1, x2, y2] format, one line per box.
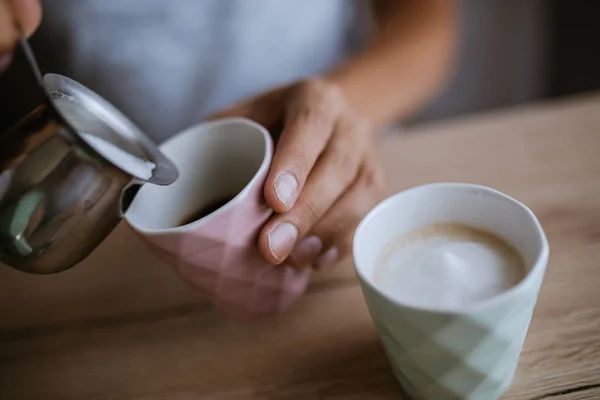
[313, 196, 365, 242]
[302, 78, 326, 92]
[343, 113, 374, 140]
[303, 199, 321, 221]
[294, 102, 326, 125]
[313, 217, 345, 242]
[321, 81, 344, 103]
[360, 161, 387, 193]
[287, 101, 331, 131]
[296, 198, 321, 228]
[353, 114, 374, 134]
[303, 78, 333, 95]
[327, 145, 360, 183]
[300, 79, 344, 109]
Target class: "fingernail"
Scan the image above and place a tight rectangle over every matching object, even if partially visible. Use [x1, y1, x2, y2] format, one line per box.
[0, 53, 12, 72]
[316, 247, 338, 268]
[291, 235, 323, 267]
[268, 222, 298, 261]
[274, 173, 298, 206]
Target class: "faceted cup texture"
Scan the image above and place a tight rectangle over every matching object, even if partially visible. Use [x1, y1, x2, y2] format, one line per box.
[359, 269, 545, 400]
[139, 179, 311, 319]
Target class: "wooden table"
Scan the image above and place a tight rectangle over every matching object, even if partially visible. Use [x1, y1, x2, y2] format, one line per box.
[1, 94, 599, 400]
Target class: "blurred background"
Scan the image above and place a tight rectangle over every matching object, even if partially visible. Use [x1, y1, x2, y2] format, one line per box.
[418, 0, 600, 122]
[13, 0, 600, 126]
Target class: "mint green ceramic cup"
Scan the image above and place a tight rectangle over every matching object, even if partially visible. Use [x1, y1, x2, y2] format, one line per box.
[353, 183, 549, 400]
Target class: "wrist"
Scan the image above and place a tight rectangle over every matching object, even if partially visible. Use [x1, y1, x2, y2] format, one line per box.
[322, 73, 380, 129]
[325, 57, 401, 127]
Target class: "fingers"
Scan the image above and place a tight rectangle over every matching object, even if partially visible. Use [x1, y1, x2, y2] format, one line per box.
[259, 115, 367, 264]
[264, 79, 343, 213]
[304, 157, 387, 268]
[6, 0, 41, 36]
[0, 0, 41, 71]
[259, 143, 385, 266]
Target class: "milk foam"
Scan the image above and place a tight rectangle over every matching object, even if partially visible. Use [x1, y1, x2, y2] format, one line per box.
[80, 133, 156, 180]
[373, 223, 525, 310]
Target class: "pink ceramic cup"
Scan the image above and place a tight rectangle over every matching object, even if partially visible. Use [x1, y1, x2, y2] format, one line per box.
[125, 118, 311, 319]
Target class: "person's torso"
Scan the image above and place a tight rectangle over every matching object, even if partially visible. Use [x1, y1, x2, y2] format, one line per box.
[34, 0, 372, 142]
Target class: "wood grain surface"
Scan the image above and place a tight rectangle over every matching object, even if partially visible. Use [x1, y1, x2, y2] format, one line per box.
[1, 94, 599, 399]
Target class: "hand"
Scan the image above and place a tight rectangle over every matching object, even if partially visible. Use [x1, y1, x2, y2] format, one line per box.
[210, 79, 387, 268]
[0, 0, 41, 72]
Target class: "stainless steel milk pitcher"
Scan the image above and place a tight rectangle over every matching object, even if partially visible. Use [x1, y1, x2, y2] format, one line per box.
[0, 38, 178, 274]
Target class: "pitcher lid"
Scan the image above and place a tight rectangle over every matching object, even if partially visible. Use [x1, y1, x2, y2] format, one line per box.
[43, 73, 178, 186]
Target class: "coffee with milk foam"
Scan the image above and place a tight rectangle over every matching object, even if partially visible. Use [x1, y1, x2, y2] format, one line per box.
[373, 223, 526, 310]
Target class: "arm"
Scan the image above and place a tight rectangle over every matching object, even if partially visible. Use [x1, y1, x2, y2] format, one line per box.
[210, 1, 460, 268]
[330, 0, 458, 124]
